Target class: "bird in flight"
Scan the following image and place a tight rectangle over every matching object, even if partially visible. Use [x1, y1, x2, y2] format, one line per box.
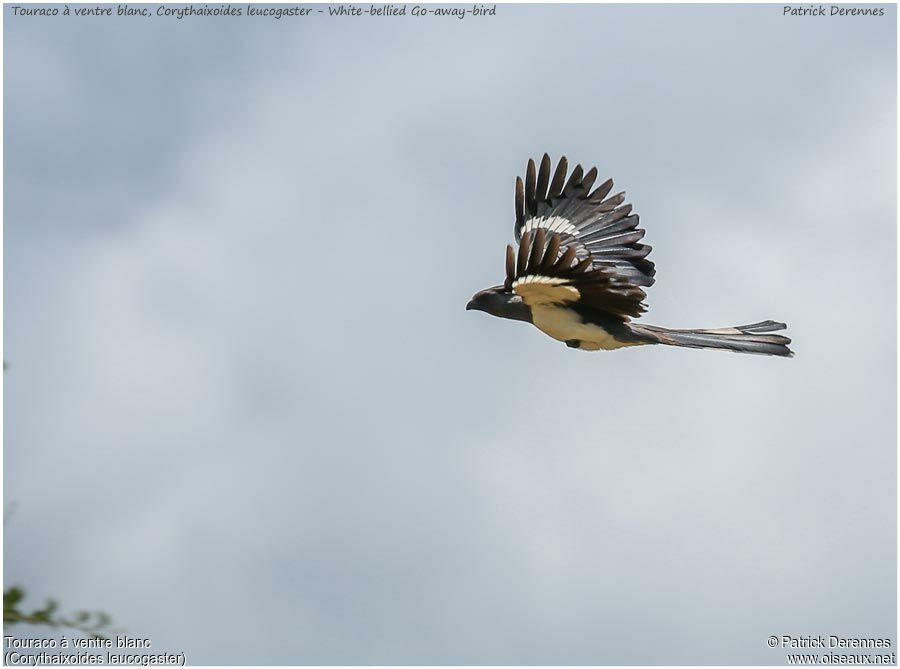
[467, 154, 793, 357]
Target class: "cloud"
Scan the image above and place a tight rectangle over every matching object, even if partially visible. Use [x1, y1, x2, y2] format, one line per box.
[4, 5, 895, 663]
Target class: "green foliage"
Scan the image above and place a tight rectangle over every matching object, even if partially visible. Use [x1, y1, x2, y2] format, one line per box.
[4, 587, 115, 639]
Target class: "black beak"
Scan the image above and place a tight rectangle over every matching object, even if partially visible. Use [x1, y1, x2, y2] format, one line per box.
[466, 300, 475, 311]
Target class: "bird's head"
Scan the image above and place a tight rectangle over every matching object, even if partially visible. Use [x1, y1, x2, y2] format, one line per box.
[466, 286, 511, 316]
[467, 286, 534, 324]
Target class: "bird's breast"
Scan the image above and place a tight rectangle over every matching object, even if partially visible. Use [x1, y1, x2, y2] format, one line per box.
[530, 304, 641, 351]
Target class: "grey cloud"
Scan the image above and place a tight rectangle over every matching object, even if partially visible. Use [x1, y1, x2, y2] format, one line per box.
[4, 4, 895, 664]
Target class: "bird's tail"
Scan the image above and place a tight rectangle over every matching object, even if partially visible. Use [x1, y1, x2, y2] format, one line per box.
[629, 320, 793, 357]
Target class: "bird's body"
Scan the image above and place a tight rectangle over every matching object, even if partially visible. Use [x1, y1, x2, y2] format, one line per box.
[467, 154, 793, 357]
[531, 304, 637, 350]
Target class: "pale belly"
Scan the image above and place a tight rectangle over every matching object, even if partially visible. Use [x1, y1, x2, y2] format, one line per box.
[531, 304, 643, 351]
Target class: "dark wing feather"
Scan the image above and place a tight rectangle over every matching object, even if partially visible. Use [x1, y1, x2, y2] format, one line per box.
[509, 230, 647, 320]
[514, 154, 655, 288]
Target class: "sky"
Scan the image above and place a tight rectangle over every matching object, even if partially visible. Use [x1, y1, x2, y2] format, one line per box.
[3, 3, 897, 665]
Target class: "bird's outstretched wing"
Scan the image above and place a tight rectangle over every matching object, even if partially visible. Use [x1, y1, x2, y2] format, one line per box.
[505, 228, 647, 320]
[514, 154, 655, 288]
